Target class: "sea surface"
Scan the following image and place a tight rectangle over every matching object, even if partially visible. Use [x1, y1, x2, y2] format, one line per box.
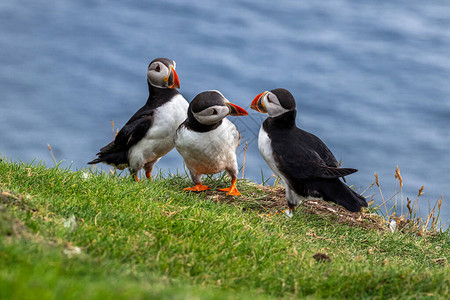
[1, 0, 449, 226]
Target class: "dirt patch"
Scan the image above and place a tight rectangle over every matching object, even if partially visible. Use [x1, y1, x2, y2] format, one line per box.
[1, 191, 21, 205]
[313, 252, 332, 263]
[0, 205, 27, 238]
[201, 184, 387, 232]
[0, 190, 36, 212]
[0, 190, 64, 249]
[0, 210, 27, 237]
[0, 190, 38, 238]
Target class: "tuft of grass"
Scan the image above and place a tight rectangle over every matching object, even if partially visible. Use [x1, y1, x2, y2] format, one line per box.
[46, 144, 59, 167]
[368, 166, 446, 235]
[0, 159, 449, 299]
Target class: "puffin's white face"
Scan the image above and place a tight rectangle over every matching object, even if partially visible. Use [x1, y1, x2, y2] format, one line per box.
[191, 90, 248, 125]
[147, 60, 179, 89]
[192, 105, 230, 125]
[253, 91, 289, 118]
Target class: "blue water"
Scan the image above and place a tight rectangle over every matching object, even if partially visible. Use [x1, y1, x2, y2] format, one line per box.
[1, 0, 449, 226]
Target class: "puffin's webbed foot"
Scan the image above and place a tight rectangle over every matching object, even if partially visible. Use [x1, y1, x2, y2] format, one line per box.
[184, 184, 210, 192]
[218, 179, 241, 196]
[131, 171, 140, 182]
[144, 161, 156, 181]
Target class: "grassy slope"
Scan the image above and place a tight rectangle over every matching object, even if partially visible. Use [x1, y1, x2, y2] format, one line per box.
[0, 161, 449, 299]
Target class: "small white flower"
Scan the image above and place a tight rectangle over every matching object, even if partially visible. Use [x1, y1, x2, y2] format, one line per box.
[389, 219, 397, 232]
[63, 214, 77, 231]
[63, 246, 82, 256]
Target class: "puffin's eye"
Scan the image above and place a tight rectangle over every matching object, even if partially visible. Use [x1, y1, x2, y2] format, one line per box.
[267, 95, 272, 103]
[212, 109, 218, 115]
[155, 64, 160, 72]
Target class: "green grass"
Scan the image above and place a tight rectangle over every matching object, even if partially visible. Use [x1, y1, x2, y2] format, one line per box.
[0, 160, 449, 299]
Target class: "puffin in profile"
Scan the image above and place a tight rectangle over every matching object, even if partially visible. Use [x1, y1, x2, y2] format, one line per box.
[174, 91, 248, 196]
[251, 88, 367, 216]
[88, 58, 189, 180]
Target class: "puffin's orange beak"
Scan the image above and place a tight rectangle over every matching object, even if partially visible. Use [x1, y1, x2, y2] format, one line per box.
[251, 91, 268, 113]
[226, 102, 248, 116]
[168, 67, 180, 89]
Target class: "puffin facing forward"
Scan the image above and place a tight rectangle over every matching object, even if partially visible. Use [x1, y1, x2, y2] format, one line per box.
[251, 88, 367, 216]
[175, 91, 248, 196]
[88, 58, 189, 180]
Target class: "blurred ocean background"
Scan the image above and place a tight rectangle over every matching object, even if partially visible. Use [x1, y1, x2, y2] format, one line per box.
[1, 0, 449, 226]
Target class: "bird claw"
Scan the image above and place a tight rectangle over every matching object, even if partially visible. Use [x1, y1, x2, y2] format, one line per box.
[284, 209, 294, 218]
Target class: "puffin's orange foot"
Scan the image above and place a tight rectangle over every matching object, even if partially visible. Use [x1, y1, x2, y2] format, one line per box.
[184, 184, 210, 192]
[145, 171, 152, 181]
[218, 185, 242, 196]
[133, 174, 140, 182]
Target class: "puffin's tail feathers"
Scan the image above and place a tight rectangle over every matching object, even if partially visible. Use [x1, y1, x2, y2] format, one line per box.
[99, 141, 117, 154]
[322, 167, 358, 178]
[87, 151, 128, 167]
[309, 178, 368, 212]
[87, 158, 102, 165]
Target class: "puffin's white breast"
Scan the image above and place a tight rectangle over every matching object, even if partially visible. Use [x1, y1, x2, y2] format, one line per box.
[129, 94, 189, 169]
[175, 118, 240, 175]
[258, 126, 291, 185]
[258, 126, 280, 176]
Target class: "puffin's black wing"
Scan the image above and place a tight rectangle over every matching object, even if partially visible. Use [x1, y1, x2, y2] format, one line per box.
[273, 146, 356, 181]
[114, 113, 154, 148]
[293, 127, 353, 182]
[297, 128, 339, 168]
[270, 127, 357, 181]
[106, 103, 157, 150]
[88, 108, 154, 165]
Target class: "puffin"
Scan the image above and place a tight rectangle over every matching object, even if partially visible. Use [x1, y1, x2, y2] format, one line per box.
[174, 90, 248, 196]
[88, 58, 189, 181]
[251, 88, 367, 216]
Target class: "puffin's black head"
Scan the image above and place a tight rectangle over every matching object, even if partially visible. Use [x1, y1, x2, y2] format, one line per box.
[251, 88, 296, 117]
[147, 58, 180, 89]
[189, 91, 248, 125]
